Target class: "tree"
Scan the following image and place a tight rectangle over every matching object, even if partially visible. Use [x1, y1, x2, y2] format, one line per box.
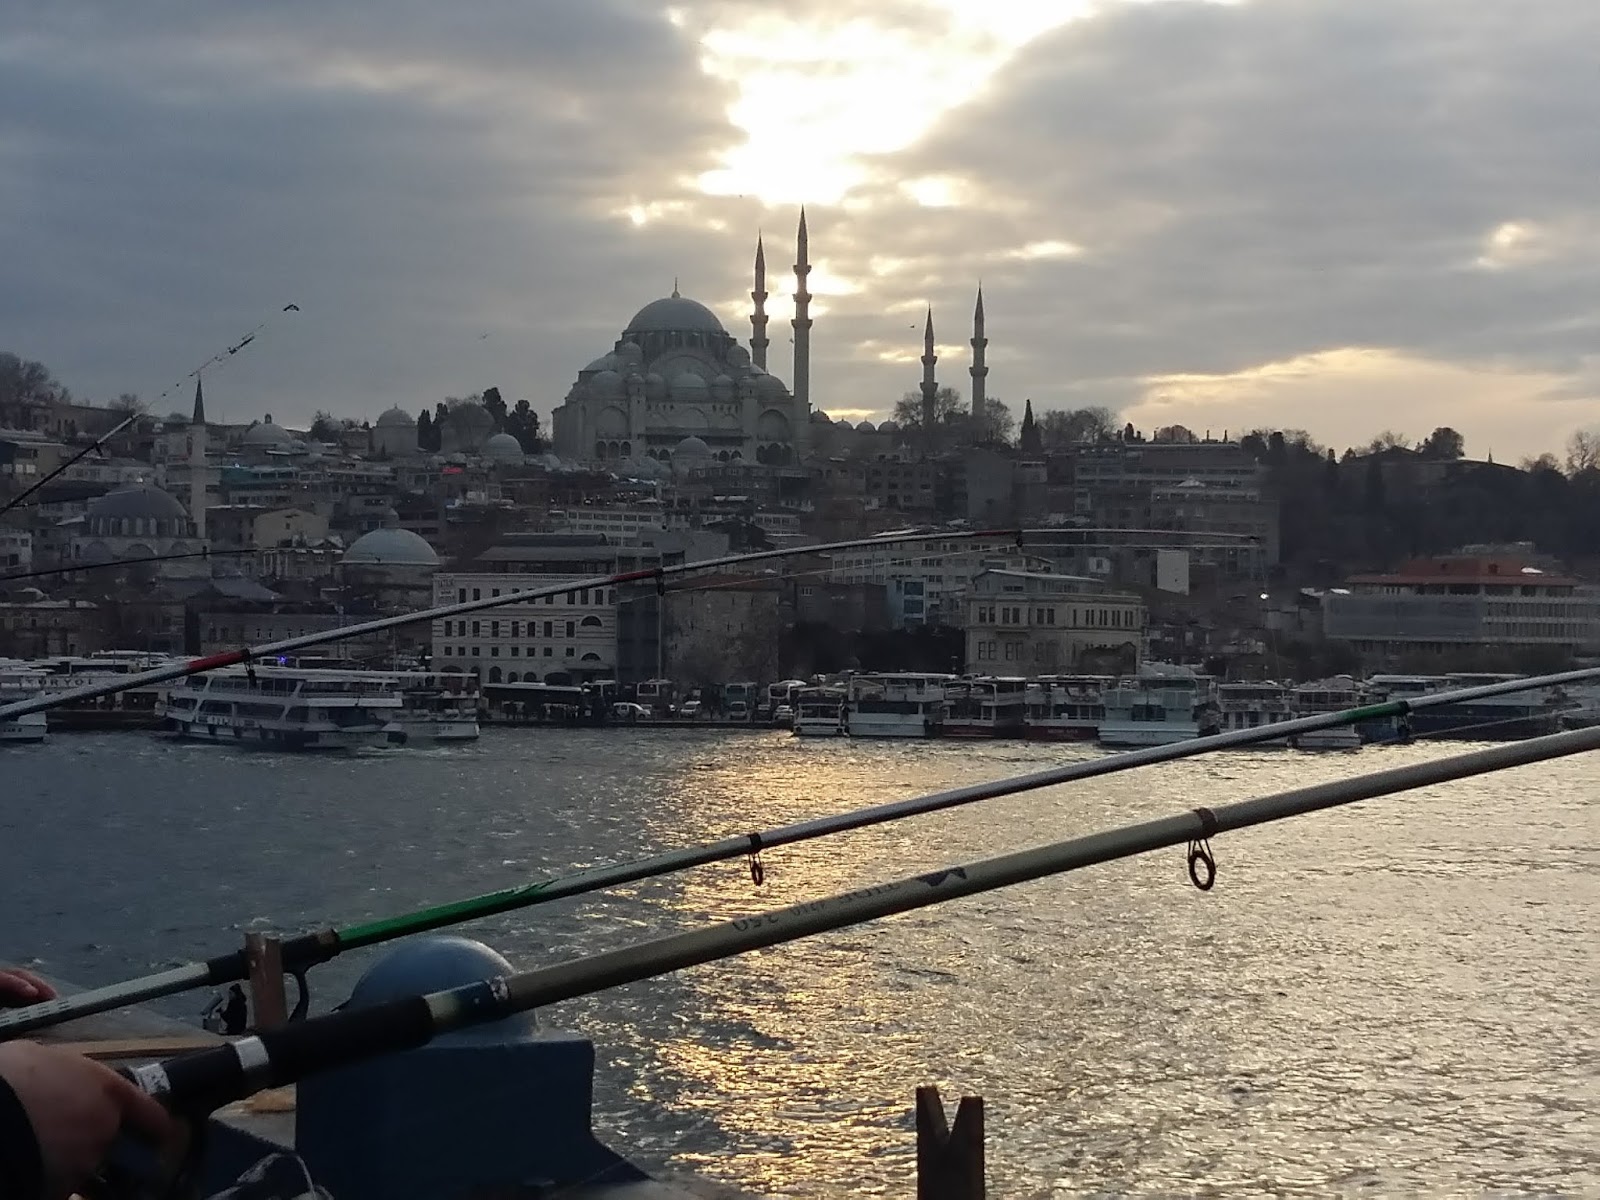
[308, 411, 339, 442]
[416, 410, 437, 452]
[1521, 452, 1561, 473]
[972, 396, 1014, 445]
[892, 386, 965, 432]
[1364, 430, 1411, 454]
[481, 387, 507, 430]
[110, 392, 146, 415]
[1038, 406, 1117, 448]
[1419, 426, 1465, 460]
[0, 353, 62, 409]
[506, 398, 542, 453]
[1565, 428, 1600, 476]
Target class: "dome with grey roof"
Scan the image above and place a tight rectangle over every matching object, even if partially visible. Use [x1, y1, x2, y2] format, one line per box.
[674, 435, 712, 459]
[342, 527, 440, 568]
[484, 432, 523, 462]
[87, 483, 190, 524]
[242, 417, 294, 447]
[855, 420, 877, 434]
[376, 406, 414, 428]
[625, 294, 726, 335]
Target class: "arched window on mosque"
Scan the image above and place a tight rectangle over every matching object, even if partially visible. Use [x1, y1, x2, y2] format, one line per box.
[489, 666, 503, 683]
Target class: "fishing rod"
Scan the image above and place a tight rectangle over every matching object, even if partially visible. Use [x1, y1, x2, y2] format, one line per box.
[0, 528, 1023, 724]
[0, 414, 137, 521]
[117, 724, 1600, 1117]
[4, 663, 1595, 1039]
[0, 547, 261, 585]
[0, 304, 300, 520]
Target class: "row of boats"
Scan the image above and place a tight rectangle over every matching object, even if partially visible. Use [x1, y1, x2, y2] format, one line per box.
[790, 665, 1597, 748]
[0, 653, 480, 749]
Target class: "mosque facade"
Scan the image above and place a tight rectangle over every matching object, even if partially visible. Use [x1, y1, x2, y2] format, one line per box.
[551, 213, 815, 468]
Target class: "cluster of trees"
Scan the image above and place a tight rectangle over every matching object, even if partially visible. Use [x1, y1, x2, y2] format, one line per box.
[889, 387, 1120, 451]
[415, 387, 543, 453]
[1239, 424, 1600, 578]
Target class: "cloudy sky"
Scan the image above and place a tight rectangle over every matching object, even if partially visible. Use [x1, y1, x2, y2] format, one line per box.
[4, 0, 1596, 459]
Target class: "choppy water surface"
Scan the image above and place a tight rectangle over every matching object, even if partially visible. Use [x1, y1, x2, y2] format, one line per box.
[3, 730, 1597, 1196]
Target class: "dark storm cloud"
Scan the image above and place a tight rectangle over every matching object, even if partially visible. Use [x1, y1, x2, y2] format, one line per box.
[0, 1, 746, 421]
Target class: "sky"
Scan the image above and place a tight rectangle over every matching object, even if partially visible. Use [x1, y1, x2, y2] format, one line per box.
[2, 0, 1597, 461]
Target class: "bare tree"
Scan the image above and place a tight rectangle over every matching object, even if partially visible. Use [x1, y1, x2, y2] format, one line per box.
[1419, 426, 1465, 460]
[1364, 430, 1411, 453]
[1565, 428, 1600, 476]
[892, 386, 965, 432]
[1037, 406, 1118, 447]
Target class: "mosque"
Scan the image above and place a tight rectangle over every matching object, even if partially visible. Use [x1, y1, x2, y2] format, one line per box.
[551, 212, 817, 467]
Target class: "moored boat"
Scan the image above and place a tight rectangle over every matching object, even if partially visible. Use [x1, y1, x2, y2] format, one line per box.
[940, 676, 1026, 738]
[1022, 674, 1108, 740]
[1290, 676, 1366, 749]
[0, 662, 49, 743]
[792, 685, 846, 736]
[1097, 663, 1219, 747]
[1215, 680, 1296, 744]
[158, 666, 404, 750]
[844, 672, 954, 739]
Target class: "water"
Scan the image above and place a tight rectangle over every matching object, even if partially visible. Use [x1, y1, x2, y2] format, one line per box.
[3, 730, 1597, 1196]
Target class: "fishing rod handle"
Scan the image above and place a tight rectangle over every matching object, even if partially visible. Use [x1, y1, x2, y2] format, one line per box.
[118, 996, 435, 1116]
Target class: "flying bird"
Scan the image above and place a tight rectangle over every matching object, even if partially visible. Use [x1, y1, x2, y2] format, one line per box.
[283, 304, 300, 312]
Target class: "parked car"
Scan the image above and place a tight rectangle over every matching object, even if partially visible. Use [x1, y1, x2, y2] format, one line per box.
[772, 703, 794, 725]
[679, 699, 703, 719]
[611, 702, 649, 721]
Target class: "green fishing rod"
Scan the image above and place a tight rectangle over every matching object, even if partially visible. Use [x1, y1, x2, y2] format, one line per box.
[4, 664, 1594, 1039]
[119, 723, 1600, 1117]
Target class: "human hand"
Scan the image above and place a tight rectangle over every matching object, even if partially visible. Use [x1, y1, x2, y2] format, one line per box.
[0, 1040, 176, 1200]
[0, 969, 56, 1008]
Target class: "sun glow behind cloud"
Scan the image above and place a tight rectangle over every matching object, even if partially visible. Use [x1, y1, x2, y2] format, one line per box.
[690, 1, 1088, 206]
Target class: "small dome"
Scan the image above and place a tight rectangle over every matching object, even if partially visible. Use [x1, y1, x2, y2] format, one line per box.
[625, 294, 726, 334]
[87, 483, 190, 523]
[242, 418, 294, 447]
[672, 372, 707, 392]
[878, 420, 901, 434]
[712, 374, 734, 389]
[342, 527, 440, 568]
[591, 369, 624, 397]
[583, 353, 620, 374]
[755, 373, 787, 397]
[855, 420, 877, 434]
[643, 372, 667, 399]
[811, 410, 833, 424]
[376, 406, 413, 428]
[674, 436, 712, 459]
[484, 432, 523, 462]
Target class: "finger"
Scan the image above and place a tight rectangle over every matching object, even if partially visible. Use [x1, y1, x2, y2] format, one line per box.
[8, 969, 57, 1000]
[0, 970, 44, 1003]
[107, 1073, 176, 1142]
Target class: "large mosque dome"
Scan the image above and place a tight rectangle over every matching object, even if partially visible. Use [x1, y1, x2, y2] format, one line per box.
[483, 432, 523, 462]
[625, 293, 726, 334]
[376, 406, 414, 429]
[88, 483, 190, 525]
[242, 417, 294, 448]
[342, 527, 440, 568]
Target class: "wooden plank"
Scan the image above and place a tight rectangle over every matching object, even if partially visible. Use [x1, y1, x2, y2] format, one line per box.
[245, 933, 289, 1030]
[916, 1085, 985, 1200]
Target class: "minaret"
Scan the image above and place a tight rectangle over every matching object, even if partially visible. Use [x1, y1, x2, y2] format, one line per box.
[791, 208, 812, 455]
[919, 307, 938, 432]
[969, 286, 988, 418]
[750, 234, 770, 371]
[188, 374, 207, 539]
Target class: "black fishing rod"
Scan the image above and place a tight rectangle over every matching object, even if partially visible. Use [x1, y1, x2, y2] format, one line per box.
[0, 528, 1021, 723]
[4, 664, 1594, 1039]
[0, 414, 137, 521]
[0, 547, 262, 585]
[116, 725, 1600, 1117]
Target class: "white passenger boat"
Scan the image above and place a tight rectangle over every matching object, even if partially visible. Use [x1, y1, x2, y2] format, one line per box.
[1215, 681, 1296, 744]
[1096, 663, 1219, 748]
[844, 672, 954, 739]
[940, 677, 1027, 738]
[1290, 676, 1366, 749]
[158, 666, 404, 750]
[0, 662, 49, 743]
[369, 670, 481, 744]
[792, 686, 846, 737]
[1022, 675, 1109, 741]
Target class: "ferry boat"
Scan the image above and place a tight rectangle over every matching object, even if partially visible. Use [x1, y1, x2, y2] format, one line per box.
[1362, 673, 1563, 742]
[940, 676, 1027, 738]
[1290, 676, 1365, 749]
[0, 661, 49, 743]
[158, 666, 404, 750]
[1022, 675, 1109, 741]
[379, 670, 481, 744]
[1097, 663, 1220, 748]
[1215, 681, 1296, 744]
[792, 685, 847, 736]
[844, 672, 955, 739]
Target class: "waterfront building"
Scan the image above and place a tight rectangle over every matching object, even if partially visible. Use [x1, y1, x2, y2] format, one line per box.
[828, 532, 1042, 628]
[964, 569, 1147, 674]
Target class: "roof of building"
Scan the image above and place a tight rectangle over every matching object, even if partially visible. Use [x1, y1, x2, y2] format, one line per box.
[483, 432, 523, 461]
[1346, 557, 1580, 587]
[376, 406, 414, 428]
[242, 418, 295, 447]
[625, 294, 726, 335]
[86, 483, 190, 523]
[341, 527, 440, 568]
